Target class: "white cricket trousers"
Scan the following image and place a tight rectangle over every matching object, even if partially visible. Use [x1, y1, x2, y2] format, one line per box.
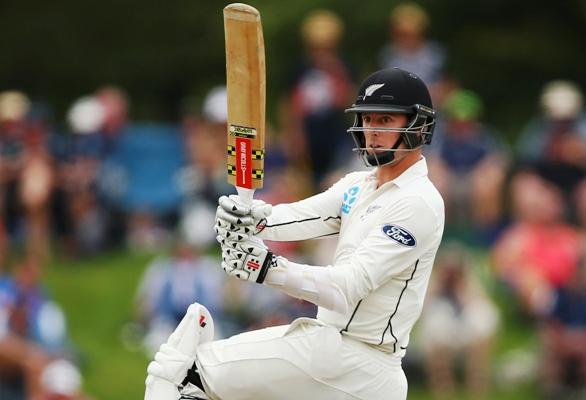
[195, 318, 407, 400]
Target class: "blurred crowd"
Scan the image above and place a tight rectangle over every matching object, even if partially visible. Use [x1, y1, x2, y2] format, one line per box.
[1, 2, 586, 399]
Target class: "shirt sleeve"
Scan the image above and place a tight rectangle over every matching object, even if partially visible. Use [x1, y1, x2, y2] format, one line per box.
[257, 173, 361, 242]
[329, 196, 443, 307]
[266, 196, 443, 312]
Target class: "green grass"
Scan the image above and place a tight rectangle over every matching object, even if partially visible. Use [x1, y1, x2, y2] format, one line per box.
[45, 250, 153, 399]
[43, 249, 541, 400]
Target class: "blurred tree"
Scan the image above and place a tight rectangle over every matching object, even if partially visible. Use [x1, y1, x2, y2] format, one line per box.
[0, 0, 584, 141]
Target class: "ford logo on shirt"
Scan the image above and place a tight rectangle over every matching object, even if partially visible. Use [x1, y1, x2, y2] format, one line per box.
[382, 225, 416, 247]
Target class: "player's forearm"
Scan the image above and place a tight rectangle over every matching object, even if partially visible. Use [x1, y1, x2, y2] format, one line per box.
[264, 260, 349, 314]
[258, 201, 340, 241]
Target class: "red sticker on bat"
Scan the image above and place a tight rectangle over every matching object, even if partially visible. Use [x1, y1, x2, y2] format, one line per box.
[236, 137, 252, 188]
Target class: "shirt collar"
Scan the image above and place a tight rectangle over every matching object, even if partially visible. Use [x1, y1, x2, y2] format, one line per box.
[373, 156, 427, 187]
[389, 156, 428, 188]
[364, 156, 429, 188]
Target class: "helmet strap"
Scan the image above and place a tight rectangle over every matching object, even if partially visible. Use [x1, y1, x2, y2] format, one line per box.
[365, 135, 404, 167]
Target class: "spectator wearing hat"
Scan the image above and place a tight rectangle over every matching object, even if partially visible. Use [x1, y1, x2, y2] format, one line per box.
[52, 95, 109, 257]
[427, 89, 509, 244]
[280, 9, 355, 189]
[179, 86, 234, 249]
[518, 81, 586, 166]
[378, 3, 447, 102]
[516, 80, 586, 204]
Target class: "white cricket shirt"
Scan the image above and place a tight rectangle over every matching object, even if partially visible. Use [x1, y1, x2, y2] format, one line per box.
[259, 157, 444, 355]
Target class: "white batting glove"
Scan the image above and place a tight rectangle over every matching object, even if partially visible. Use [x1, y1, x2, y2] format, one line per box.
[215, 195, 272, 239]
[144, 303, 213, 400]
[220, 236, 285, 283]
[147, 343, 193, 386]
[214, 219, 252, 244]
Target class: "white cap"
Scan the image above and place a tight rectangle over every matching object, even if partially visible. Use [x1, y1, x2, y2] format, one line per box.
[180, 202, 217, 247]
[41, 359, 82, 396]
[0, 90, 30, 121]
[202, 86, 227, 123]
[540, 80, 583, 119]
[67, 95, 106, 134]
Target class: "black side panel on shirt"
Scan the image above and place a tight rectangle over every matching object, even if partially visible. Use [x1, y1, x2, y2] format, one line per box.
[340, 300, 363, 334]
[379, 260, 420, 351]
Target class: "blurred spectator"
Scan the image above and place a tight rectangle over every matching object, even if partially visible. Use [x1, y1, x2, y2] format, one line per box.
[280, 9, 354, 188]
[427, 89, 508, 244]
[95, 88, 185, 251]
[492, 171, 582, 317]
[53, 96, 108, 257]
[179, 86, 233, 248]
[541, 253, 586, 399]
[378, 3, 447, 101]
[52, 87, 130, 256]
[516, 80, 586, 199]
[419, 243, 500, 398]
[0, 91, 54, 262]
[220, 275, 316, 338]
[176, 86, 317, 335]
[39, 358, 86, 400]
[258, 164, 313, 260]
[575, 179, 586, 233]
[133, 239, 225, 355]
[95, 86, 129, 153]
[0, 256, 85, 400]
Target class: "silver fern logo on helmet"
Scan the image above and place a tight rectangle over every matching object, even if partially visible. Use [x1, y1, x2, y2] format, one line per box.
[364, 84, 385, 98]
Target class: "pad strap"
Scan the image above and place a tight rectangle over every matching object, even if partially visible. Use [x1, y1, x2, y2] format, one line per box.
[181, 363, 205, 392]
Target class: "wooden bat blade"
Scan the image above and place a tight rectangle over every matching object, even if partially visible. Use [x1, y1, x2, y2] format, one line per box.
[224, 3, 266, 191]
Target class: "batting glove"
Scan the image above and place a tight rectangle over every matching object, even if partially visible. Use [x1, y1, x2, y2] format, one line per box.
[145, 303, 213, 400]
[215, 195, 272, 240]
[220, 236, 284, 283]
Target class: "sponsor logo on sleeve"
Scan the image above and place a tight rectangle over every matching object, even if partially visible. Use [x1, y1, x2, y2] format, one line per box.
[341, 186, 360, 214]
[382, 225, 417, 247]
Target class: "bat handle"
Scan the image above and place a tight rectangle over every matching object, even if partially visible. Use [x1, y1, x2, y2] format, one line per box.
[236, 187, 255, 207]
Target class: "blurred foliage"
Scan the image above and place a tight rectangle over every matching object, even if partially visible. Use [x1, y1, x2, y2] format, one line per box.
[1, 0, 585, 137]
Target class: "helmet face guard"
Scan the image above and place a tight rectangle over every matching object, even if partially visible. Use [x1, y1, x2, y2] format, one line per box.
[344, 68, 436, 167]
[346, 104, 436, 167]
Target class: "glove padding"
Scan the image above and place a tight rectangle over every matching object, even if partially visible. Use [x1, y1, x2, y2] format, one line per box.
[215, 218, 253, 243]
[215, 195, 272, 236]
[145, 303, 214, 398]
[220, 236, 282, 283]
[147, 343, 194, 386]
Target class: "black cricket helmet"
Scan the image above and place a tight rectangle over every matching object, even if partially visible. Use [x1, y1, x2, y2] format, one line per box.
[345, 67, 436, 166]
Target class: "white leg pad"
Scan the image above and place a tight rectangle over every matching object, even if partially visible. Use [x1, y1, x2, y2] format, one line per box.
[144, 303, 214, 400]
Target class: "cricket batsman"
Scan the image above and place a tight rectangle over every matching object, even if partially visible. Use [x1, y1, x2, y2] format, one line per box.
[145, 67, 445, 400]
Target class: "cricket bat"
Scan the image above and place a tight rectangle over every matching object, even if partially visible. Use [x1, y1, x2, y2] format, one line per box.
[224, 3, 266, 205]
